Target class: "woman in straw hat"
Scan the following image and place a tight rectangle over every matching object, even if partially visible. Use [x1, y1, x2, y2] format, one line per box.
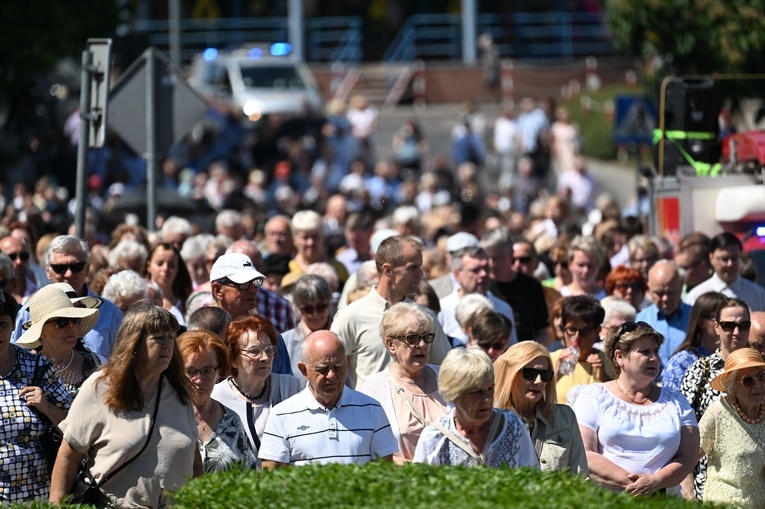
[699, 348, 765, 507]
[17, 285, 101, 399]
[0, 290, 70, 502]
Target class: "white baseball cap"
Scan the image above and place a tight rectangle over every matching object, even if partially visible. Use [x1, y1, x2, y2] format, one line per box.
[446, 232, 479, 253]
[209, 253, 265, 284]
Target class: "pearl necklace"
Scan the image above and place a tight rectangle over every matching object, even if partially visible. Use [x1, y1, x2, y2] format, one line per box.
[52, 350, 75, 372]
[230, 376, 269, 400]
[732, 397, 765, 424]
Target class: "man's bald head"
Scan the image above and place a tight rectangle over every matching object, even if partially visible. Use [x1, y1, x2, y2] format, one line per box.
[228, 240, 263, 266]
[647, 260, 683, 315]
[749, 311, 765, 358]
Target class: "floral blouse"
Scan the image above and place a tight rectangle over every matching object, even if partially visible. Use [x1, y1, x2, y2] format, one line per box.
[199, 405, 257, 473]
[0, 347, 71, 502]
[661, 345, 710, 392]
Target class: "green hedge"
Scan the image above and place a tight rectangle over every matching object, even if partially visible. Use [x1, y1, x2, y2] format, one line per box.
[168, 463, 714, 509]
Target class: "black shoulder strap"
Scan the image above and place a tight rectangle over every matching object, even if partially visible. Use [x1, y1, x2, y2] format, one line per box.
[245, 402, 261, 451]
[97, 375, 164, 488]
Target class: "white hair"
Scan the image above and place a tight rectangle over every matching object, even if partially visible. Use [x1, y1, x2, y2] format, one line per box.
[600, 296, 637, 327]
[305, 262, 339, 292]
[108, 239, 148, 269]
[45, 235, 89, 265]
[455, 293, 494, 330]
[215, 209, 243, 232]
[101, 270, 148, 304]
[161, 216, 194, 238]
[180, 234, 214, 261]
[291, 210, 323, 233]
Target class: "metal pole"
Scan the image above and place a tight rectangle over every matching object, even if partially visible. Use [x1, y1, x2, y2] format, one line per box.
[75, 50, 93, 240]
[288, 0, 303, 61]
[169, 0, 182, 69]
[461, 0, 477, 65]
[146, 49, 157, 232]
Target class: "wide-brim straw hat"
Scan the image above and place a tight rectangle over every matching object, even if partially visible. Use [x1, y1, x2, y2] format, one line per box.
[21, 283, 102, 331]
[17, 286, 100, 349]
[710, 348, 765, 392]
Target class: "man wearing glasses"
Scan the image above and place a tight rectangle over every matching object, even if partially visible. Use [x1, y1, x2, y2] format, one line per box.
[636, 260, 691, 367]
[11, 235, 123, 358]
[685, 232, 765, 311]
[209, 252, 293, 375]
[0, 235, 38, 306]
[259, 330, 397, 467]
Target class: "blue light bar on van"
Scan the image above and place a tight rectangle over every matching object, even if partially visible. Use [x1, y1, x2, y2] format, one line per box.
[203, 48, 218, 61]
[270, 42, 292, 56]
[756, 226, 765, 237]
[249, 48, 263, 60]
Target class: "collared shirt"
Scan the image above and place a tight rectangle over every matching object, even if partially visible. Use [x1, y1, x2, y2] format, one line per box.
[685, 273, 765, 311]
[636, 302, 692, 368]
[12, 285, 124, 359]
[258, 386, 398, 466]
[437, 289, 517, 347]
[257, 288, 295, 333]
[21, 268, 39, 305]
[330, 287, 452, 389]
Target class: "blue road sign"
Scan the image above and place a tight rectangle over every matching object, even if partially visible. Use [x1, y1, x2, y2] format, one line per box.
[613, 95, 656, 145]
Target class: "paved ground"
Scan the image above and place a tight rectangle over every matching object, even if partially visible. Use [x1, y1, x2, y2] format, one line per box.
[374, 103, 637, 210]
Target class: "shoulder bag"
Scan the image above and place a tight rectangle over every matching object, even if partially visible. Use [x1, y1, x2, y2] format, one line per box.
[32, 355, 64, 475]
[433, 410, 503, 466]
[69, 375, 164, 506]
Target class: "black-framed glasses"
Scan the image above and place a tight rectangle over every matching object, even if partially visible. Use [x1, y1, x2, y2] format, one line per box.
[300, 303, 329, 315]
[219, 277, 264, 291]
[613, 321, 652, 339]
[7, 252, 30, 262]
[739, 371, 765, 390]
[564, 325, 595, 337]
[185, 367, 219, 378]
[50, 262, 87, 275]
[718, 320, 751, 332]
[615, 282, 643, 292]
[391, 333, 436, 347]
[48, 317, 82, 330]
[241, 345, 278, 358]
[521, 367, 554, 383]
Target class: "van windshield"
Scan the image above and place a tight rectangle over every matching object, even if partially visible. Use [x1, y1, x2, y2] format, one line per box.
[240, 66, 306, 89]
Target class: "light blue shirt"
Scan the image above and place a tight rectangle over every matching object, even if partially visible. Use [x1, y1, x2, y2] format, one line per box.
[636, 302, 692, 368]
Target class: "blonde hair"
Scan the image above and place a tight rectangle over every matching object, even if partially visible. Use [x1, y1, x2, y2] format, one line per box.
[438, 347, 494, 403]
[494, 342, 556, 417]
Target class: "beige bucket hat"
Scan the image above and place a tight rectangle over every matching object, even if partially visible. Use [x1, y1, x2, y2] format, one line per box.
[16, 286, 100, 349]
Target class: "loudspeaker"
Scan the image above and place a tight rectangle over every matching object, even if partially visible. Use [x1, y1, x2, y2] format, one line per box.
[655, 78, 723, 175]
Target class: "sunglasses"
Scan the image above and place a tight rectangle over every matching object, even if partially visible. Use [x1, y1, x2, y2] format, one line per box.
[564, 325, 595, 337]
[514, 256, 533, 264]
[480, 341, 509, 352]
[50, 262, 87, 275]
[738, 371, 765, 390]
[554, 261, 569, 269]
[391, 333, 436, 347]
[48, 317, 82, 330]
[219, 277, 264, 291]
[7, 252, 30, 262]
[300, 303, 329, 315]
[613, 321, 651, 338]
[241, 345, 278, 358]
[615, 282, 643, 292]
[521, 367, 554, 383]
[718, 320, 751, 332]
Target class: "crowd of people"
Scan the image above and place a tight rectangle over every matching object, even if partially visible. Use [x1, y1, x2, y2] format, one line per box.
[0, 92, 764, 508]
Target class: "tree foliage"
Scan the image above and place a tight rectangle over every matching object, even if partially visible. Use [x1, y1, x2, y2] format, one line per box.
[0, 1, 119, 91]
[605, 0, 765, 99]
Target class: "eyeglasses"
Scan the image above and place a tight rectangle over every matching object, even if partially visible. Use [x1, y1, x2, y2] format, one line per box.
[50, 262, 87, 275]
[514, 256, 533, 264]
[241, 345, 278, 358]
[480, 341, 509, 352]
[613, 321, 652, 338]
[185, 367, 219, 378]
[219, 277, 264, 291]
[391, 333, 436, 347]
[615, 282, 643, 292]
[718, 320, 751, 332]
[564, 325, 595, 337]
[6, 252, 30, 262]
[48, 317, 82, 330]
[521, 367, 554, 383]
[309, 364, 346, 376]
[738, 371, 765, 390]
[300, 303, 329, 315]
[554, 261, 569, 270]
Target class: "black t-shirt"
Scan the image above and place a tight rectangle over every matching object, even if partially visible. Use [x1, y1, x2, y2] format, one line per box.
[490, 273, 549, 342]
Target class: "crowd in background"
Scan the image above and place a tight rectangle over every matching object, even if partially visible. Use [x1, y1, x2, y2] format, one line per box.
[0, 93, 764, 508]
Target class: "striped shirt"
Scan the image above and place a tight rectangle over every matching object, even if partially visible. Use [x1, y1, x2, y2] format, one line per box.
[259, 387, 398, 466]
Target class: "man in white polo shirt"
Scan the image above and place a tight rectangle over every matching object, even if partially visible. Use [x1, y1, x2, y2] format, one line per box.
[259, 330, 397, 467]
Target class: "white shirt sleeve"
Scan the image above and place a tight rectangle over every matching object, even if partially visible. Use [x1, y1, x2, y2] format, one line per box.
[258, 410, 291, 464]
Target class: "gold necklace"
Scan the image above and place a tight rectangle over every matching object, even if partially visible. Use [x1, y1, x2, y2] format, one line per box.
[615, 380, 652, 405]
[732, 396, 765, 424]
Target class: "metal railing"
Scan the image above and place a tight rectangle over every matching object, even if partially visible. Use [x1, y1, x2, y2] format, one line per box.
[383, 11, 612, 63]
[129, 16, 362, 63]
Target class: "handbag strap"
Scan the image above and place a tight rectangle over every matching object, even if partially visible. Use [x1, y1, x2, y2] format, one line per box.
[386, 371, 429, 426]
[96, 374, 164, 488]
[245, 402, 261, 451]
[432, 410, 503, 466]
